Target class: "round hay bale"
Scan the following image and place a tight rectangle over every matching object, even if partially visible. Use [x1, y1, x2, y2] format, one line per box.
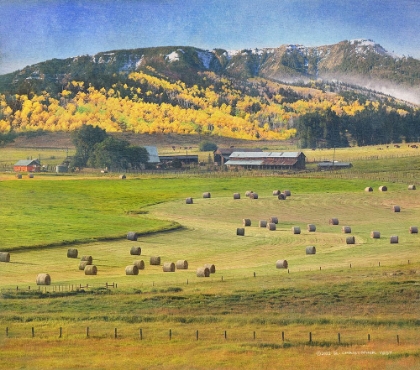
[119, 174, 126, 179]
[79, 261, 91, 270]
[163, 262, 175, 272]
[390, 235, 399, 244]
[346, 236, 355, 244]
[176, 260, 188, 269]
[306, 246, 316, 255]
[133, 260, 145, 270]
[408, 184, 416, 190]
[80, 255, 93, 264]
[329, 218, 339, 225]
[283, 190, 291, 196]
[150, 256, 161, 265]
[249, 192, 258, 199]
[267, 223, 276, 231]
[236, 227, 245, 236]
[125, 265, 139, 275]
[371, 231, 381, 239]
[342, 226, 351, 233]
[245, 190, 253, 197]
[186, 197, 193, 204]
[15, 173, 22, 179]
[196, 267, 210, 277]
[259, 220, 267, 228]
[84, 265, 98, 275]
[202, 192, 211, 198]
[278, 193, 286, 200]
[233, 193, 241, 199]
[127, 231, 138, 241]
[67, 248, 78, 258]
[307, 224, 316, 232]
[204, 264, 216, 273]
[365, 186, 373, 192]
[276, 259, 288, 269]
[393, 205, 401, 212]
[243, 218, 251, 227]
[269, 217, 278, 224]
[0, 252, 11, 263]
[28, 173, 34, 179]
[130, 246, 141, 255]
[272, 190, 280, 196]
[379, 185, 387, 192]
[36, 273, 51, 285]
[292, 226, 301, 234]
[409, 226, 418, 234]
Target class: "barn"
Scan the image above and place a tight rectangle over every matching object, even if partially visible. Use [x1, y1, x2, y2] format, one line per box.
[13, 159, 41, 172]
[224, 152, 306, 170]
[214, 148, 263, 165]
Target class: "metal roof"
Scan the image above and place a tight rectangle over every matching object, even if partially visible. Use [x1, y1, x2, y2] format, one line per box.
[229, 151, 303, 159]
[14, 159, 41, 166]
[144, 146, 160, 163]
[225, 159, 264, 166]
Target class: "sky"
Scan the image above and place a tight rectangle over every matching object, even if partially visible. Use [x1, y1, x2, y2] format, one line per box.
[0, 0, 419, 75]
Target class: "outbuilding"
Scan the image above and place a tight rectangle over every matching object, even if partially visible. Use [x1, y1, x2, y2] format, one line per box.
[13, 159, 41, 172]
[224, 151, 306, 170]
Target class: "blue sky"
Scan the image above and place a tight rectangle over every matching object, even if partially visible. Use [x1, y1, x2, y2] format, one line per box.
[0, 0, 419, 74]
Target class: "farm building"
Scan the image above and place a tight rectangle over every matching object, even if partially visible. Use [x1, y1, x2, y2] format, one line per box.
[159, 154, 199, 165]
[224, 152, 306, 170]
[317, 161, 352, 170]
[144, 146, 161, 165]
[214, 147, 263, 165]
[13, 159, 41, 172]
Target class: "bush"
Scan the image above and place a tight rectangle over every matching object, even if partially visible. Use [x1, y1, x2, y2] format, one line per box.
[199, 140, 217, 152]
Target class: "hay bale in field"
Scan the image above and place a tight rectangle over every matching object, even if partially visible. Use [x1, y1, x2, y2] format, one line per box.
[245, 190, 253, 197]
[307, 224, 316, 232]
[393, 205, 401, 212]
[292, 226, 301, 234]
[36, 273, 51, 285]
[243, 218, 251, 226]
[269, 217, 278, 224]
[408, 184, 416, 190]
[371, 231, 381, 239]
[233, 193, 241, 199]
[150, 256, 161, 265]
[202, 192, 211, 198]
[409, 226, 418, 234]
[176, 260, 188, 270]
[67, 248, 78, 258]
[196, 267, 210, 277]
[346, 236, 355, 244]
[276, 260, 288, 269]
[272, 190, 280, 196]
[119, 174, 126, 179]
[278, 193, 286, 200]
[127, 231, 138, 241]
[329, 218, 339, 225]
[79, 261, 91, 270]
[163, 262, 175, 272]
[85, 265, 98, 275]
[342, 226, 351, 233]
[267, 223, 276, 231]
[390, 235, 399, 244]
[236, 227, 245, 236]
[125, 265, 139, 275]
[283, 190, 291, 196]
[130, 246, 141, 255]
[28, 173, 34, 178]
[249, 192, 258, 199]
[365, 187, 373, 192]
[259, 220, 267, 228]
[15, 173, 22, 179]
[185, 197, 193, 204]
[0, 252, 10, 262]
[80, 255, 93, 264]
[379, 185, 387, 191]
[133, 260, 145, 270]
[306, 246, 316, 255]
[204, 264, 216, 273]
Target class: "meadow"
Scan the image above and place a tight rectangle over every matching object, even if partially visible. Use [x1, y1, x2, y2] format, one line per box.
[0, 147, 420, 369]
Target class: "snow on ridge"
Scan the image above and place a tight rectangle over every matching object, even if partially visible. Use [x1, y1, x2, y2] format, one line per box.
[197, 50, 213, 69]
[166, 51, 180, 62]
[350, 39, 398, 58]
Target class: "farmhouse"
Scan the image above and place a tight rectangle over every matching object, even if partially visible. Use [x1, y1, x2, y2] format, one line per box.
[224, 151, 306, 170]
[13, 159, 41, 172]
[214, 147, 263, 165]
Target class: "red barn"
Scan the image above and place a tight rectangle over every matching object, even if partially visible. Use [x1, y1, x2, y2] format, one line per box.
[13, 159, 41, 172]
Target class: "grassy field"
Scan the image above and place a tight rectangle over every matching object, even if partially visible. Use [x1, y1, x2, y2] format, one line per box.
[1, 151, 420, 369]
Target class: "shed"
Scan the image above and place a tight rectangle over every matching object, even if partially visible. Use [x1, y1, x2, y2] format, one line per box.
[224, 151, 306, 170]
[13, 159, 41, 172]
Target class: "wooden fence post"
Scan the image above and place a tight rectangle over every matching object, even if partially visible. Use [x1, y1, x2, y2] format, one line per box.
[32, 327, 34, 338]
[140, 328, 143, 340]
[86, 327, 89, 338]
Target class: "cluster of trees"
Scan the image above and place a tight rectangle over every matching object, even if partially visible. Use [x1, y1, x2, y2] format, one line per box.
[71, 124, 149, 171]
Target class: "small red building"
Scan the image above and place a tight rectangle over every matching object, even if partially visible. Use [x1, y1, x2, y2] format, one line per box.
[13, 159, 41, 172]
